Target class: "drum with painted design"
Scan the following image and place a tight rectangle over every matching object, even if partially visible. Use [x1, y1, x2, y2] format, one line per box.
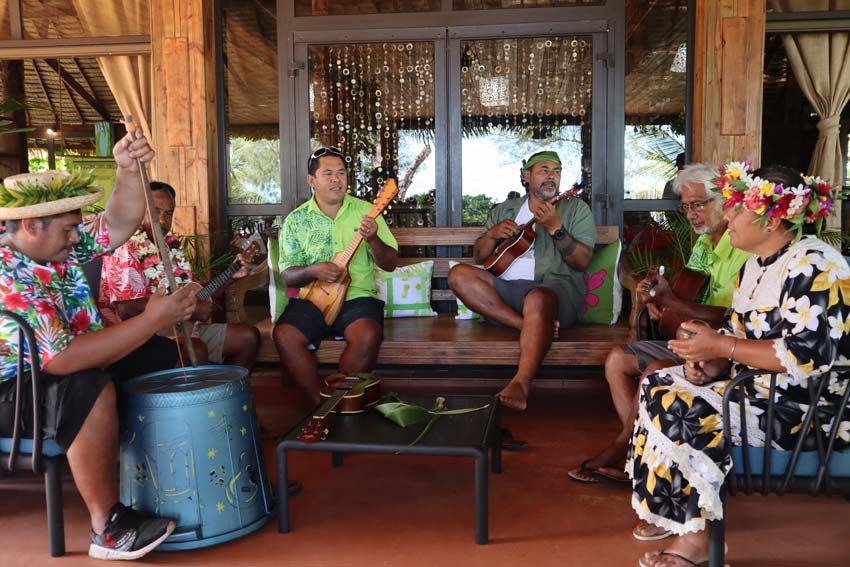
[119, 365, 274, 550]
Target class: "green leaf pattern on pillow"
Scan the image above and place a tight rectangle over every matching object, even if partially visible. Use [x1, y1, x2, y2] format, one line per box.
[448, 260, 482, 320]
[374, 260, 437, 318]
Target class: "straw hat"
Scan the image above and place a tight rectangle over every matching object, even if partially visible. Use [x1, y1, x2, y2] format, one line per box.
[0, 169, 103, 221]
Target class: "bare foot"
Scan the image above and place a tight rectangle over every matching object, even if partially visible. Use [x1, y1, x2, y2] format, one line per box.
[496, 380, 529, 411]
[638, 531, 709, 567]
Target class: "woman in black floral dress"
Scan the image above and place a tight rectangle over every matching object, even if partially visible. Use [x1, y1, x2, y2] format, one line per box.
[628, 164, 850, 567]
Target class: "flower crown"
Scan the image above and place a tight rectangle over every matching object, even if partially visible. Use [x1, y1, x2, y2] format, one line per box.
[711, 161, 846, 235]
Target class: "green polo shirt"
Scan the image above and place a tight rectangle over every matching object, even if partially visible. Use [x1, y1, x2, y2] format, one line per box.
[481, 194, 597, 305]
[685, 230, 751, 307]
[275, 194, 398, 321]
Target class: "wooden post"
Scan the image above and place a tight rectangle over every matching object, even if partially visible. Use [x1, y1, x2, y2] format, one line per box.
[692, 0, 766, 166]
[149, 0, 219, 245]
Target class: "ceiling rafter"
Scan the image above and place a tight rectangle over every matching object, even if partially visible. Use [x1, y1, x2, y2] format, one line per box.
[29, 60, 57, 118]
[68, 56, 106, 119]
[43, 58, 106, 121]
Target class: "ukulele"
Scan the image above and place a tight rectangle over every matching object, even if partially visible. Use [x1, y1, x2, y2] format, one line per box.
[483, 182, 583, 277]
[298, 178, 399, 325]
[195, 241, 261, 301]
[644, 265, 709, 339]
[298, 373, 382, 443]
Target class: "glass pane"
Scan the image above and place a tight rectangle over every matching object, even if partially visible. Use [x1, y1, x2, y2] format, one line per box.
[224, 0, 281, 205]
[22, 0, 149, 38]
[455, 0, 604, 9]
[623, 210, 695, 278]
[460, 36, 592, 226]
[624, 0, 688, 200]
[296, 0, 440, 16]
[308, 42, 437, 227]
[766, 0, 850, 13]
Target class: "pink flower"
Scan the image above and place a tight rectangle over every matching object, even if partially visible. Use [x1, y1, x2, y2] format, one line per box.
[71, 310, 91, 334]
[581, 269, 606, 314]
[32, 266, 54, 286]
[3, 292, 29, 312]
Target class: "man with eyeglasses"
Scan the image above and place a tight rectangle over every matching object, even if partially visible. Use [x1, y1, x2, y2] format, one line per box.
[566, 164, 750, 505]
[272, 146, 398, 405]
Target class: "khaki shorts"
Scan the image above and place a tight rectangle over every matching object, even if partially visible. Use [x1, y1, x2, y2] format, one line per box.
[195, 322, 228, 364]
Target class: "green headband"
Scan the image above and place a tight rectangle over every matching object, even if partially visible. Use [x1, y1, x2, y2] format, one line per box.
[522, 151, 561, 170]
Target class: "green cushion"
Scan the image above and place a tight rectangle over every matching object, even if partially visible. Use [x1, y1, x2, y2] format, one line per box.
[448, 260, 482, 320]
[578, 240, 623, 325]
[268, 237, 289, 324]
[374, 261, 437, 318]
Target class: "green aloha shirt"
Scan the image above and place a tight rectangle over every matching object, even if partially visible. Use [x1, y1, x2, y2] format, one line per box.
[0, 214, 110, 381]
[685, 229, 751, 307]
[275, 193, 398, 322]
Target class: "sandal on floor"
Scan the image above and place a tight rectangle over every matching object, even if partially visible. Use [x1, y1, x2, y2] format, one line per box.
[593, 466, 631, 484]
[638, 551, 707, 567]
[500, 428, 529, 452]
[632, 523, 673, 541]
[566, 460, 600, 484]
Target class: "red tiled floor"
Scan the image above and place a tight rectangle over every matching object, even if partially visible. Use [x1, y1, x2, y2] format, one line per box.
[2, 373, 849, 566]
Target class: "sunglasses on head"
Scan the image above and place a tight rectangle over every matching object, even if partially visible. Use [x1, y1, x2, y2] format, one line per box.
[309, 146, 344, 162]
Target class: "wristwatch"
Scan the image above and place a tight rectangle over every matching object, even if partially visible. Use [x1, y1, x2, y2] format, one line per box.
[551, 225, 568, 241]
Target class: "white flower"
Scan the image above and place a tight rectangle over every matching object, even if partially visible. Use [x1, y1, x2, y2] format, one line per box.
[746, 311, 770, 338]
[828, 313, 845, 340]
[819, 256, 850, 285]
[828, 374, 848, 397]
[784, 295, 822, 334]
[822, 418, 850, 443]
[787, 195, 806, 216]
[787, 253, 818, 278]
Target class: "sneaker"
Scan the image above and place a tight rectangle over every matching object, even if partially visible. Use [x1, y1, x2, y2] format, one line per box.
[88, 503, 175, 560]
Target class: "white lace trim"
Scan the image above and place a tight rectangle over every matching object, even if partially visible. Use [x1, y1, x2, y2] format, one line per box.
[772, 337, 809, 384]
[630, 395, 728, 533]
[630, 493, 708, 536]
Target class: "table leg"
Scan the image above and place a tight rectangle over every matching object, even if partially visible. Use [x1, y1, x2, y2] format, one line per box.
[474, 449, 489, 544]
[492, 412, 502, 475]
[276, 443, 290, 533]
[331, 452, 344, 467]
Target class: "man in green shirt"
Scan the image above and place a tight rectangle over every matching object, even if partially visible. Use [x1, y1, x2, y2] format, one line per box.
[448, 151, 597, 411]
[567, 164, 751, 512]
[273, 147, 398, 404]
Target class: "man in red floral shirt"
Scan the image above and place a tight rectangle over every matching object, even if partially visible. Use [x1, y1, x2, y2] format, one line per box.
[0, 132, 199, 560]
[99, 181, 260, 369]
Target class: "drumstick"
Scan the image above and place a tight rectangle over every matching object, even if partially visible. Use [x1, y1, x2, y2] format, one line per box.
[124, 115, 199, 367]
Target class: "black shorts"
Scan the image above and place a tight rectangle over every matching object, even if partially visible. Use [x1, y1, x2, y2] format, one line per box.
[275, 297, 385, 349]
[0, 369, 110, 451]
[106, 335, 180, 384]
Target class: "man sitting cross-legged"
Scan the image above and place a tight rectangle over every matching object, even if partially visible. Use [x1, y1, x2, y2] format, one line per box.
[566, 163, 751, 540]
[448, 150, 596, 411]
[272, 146, 398, 405]
[0, 132, 199, 560]
[99, 180, 260, 371]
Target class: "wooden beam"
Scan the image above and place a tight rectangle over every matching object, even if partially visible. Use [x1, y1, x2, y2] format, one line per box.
[70, 57, 106, 119]
[30, 61, 57, 117]
[43, 59, 107, 120]
[0, 36, 151, 60]
[31, 124, 95, 138]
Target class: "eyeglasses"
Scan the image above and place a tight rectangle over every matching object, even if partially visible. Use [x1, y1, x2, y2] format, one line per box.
[309, 146, 344, 162]
[677, 199, 713, 214]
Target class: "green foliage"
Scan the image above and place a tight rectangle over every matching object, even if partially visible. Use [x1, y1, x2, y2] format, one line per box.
[462, 193, 496, 226]
[0, 99, 35, 136]
[228, 137, 281, 204]
[178, 233, 233, 283]
[630, 126, 684, 181]
[0, 169, 96, 208]
[627, 211, 695, 279]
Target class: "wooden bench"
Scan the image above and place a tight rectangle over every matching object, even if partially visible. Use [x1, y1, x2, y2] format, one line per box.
[226, 225, 638, 368]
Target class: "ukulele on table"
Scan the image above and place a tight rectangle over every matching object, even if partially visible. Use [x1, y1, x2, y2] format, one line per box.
[483, 182, 583, 277]
[298, 374, 382, 443]
[298, 178, 399, 325]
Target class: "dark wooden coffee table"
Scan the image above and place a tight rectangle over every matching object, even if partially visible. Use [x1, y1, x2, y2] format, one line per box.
[276, 393, 501, 544]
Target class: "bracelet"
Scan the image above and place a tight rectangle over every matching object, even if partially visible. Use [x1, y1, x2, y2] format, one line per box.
[728, 337, 738, 360]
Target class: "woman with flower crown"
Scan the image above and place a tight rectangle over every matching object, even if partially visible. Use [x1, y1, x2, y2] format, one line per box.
[627, 164, 850, 567]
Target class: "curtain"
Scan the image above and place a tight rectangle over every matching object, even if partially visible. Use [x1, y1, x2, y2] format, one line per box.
[770, 1, 850, 228]
[71, 0, 153, 145]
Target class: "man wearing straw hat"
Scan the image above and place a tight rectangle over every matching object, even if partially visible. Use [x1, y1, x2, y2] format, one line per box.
[0, 131, 198, 560]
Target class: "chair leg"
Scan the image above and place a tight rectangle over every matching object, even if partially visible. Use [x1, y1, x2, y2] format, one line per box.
[44, 458, 65, 557]
[708, 488, 726, 567]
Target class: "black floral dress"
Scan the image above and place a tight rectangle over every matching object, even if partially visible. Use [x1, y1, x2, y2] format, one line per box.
[626, 236, 850, 534]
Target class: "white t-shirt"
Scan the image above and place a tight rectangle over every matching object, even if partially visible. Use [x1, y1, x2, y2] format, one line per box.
[499, 200, 535, 281]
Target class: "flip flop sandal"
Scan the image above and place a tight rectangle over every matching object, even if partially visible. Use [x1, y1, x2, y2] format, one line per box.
[632, 524, 673, 541]
[638, 551, 707, 567]
[566, 459, 601, 484]
[593, 467, 631, 484]
[500, 427, 529, 452]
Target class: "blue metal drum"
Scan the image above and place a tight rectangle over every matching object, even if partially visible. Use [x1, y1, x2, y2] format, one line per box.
[119, 365, 274, 550]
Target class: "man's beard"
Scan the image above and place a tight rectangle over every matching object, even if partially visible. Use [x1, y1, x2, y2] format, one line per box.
[694, 220, 722, 235]
[534, 184, 558, 201]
